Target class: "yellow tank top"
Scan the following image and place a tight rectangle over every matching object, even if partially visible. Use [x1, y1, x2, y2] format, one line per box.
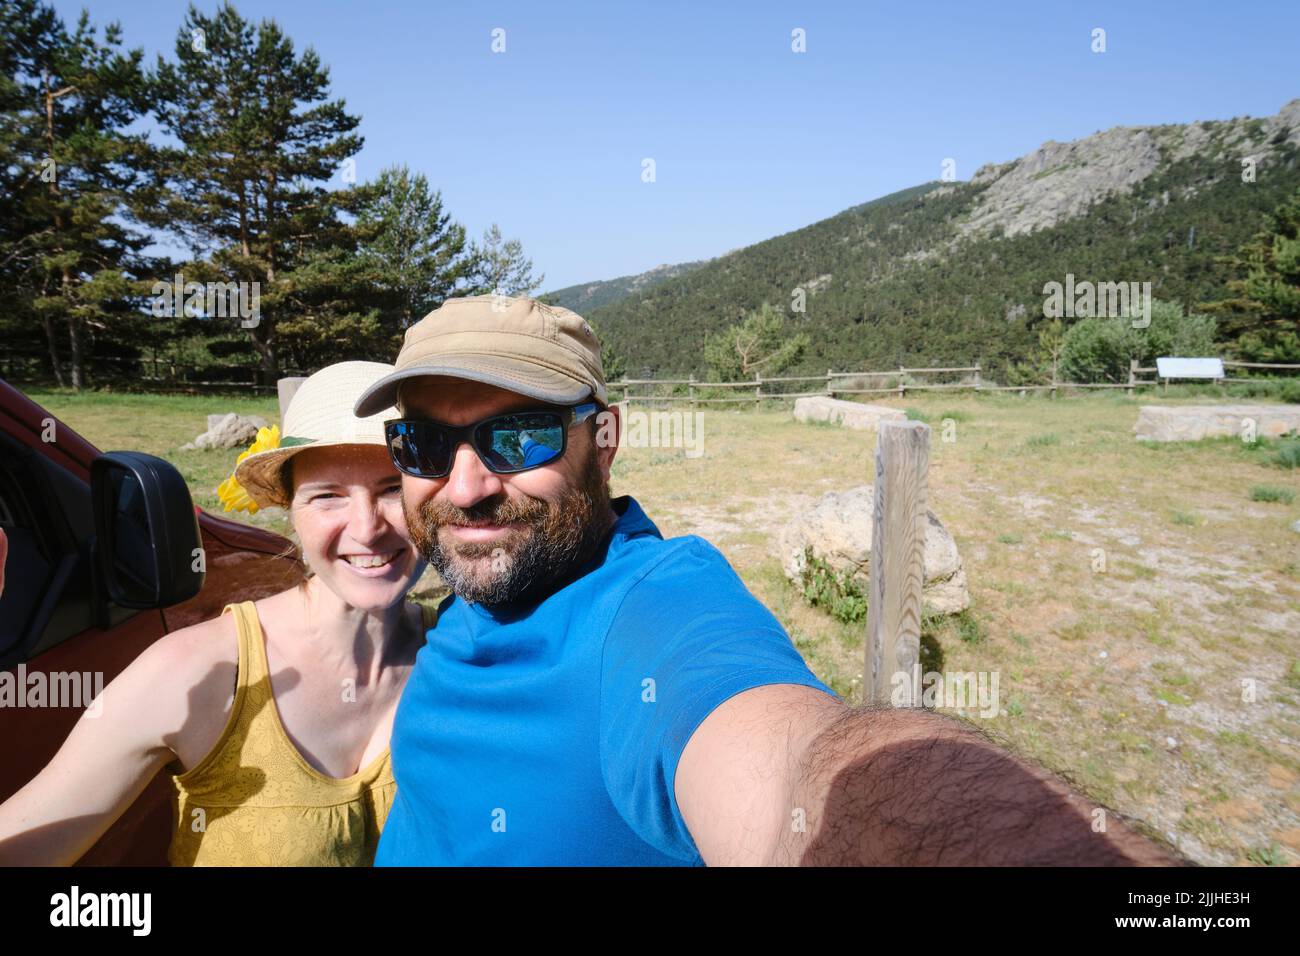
[167, 600, 431, 867]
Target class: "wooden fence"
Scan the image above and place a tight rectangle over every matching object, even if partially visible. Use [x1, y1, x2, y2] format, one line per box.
[611, 360, 1300, 404]
[612, 366, 983, 404]
[5, 349, 1297, 400]
[1, 351, 308, 393]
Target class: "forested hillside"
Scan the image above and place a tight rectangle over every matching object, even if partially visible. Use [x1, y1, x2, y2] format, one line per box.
[543, 260, 709, 314]
[585, 102, 1300, 380]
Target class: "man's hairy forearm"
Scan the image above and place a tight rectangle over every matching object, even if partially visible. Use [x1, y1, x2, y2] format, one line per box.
[769, 704, 1181, 866]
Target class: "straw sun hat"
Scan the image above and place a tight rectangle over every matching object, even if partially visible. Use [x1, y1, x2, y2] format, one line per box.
[218, 361, 398, 513]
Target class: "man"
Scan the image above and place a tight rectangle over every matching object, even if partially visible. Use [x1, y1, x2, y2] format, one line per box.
[356, 295, 1176, 866]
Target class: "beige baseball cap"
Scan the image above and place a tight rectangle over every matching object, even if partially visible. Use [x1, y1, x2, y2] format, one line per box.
[353, 295, 607, 418]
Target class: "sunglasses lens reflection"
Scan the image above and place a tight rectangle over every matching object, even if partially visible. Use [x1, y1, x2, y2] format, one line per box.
[387, 412, 567, 477]
[388, 422, 452, 478]
[482, 414, 564, 471]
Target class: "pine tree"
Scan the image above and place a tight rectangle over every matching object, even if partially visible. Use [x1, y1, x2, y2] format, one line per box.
[473, 223, 544, 297]
[703, 302, 810, 381]
[1038, 318, 1065, 384]
[152, 1, 368, 381]
[0, 0, 156, 389]
[355, 164, 479, 334]
[1205, 186, 1300, 360]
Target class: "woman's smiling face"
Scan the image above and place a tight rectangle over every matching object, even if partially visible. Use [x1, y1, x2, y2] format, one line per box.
[289, 444, 424, 610]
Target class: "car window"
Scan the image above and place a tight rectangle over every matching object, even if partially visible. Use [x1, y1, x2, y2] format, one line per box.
[0, 481, 54, 659]
[0, 431, 98, 666]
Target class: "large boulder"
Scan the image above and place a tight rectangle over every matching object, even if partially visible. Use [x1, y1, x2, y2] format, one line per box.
[1135, 404, 1300, 442]
[182, 413, 270, 450]
[793, 396, 906, 431]
[777, 485, 969, 615]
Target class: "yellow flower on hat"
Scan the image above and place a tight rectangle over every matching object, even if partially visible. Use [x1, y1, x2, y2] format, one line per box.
[217, 424, 281, 515]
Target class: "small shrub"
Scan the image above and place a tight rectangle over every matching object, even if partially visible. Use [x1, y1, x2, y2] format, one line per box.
[938, 408, 971, 422]
[996, 532, 1022, 544]
[1286, 660, 1300, 692]
[799, 548, 868, 624]
[1026, 433, 1059, 447]
[1250, 485, 1296, 504]
[954, 609, 984, 645]
[1171, 510, 1198, 526]
[1247, 843, 1285, 867]
[1272, 438, 1300, 470]
[1059, 299, 1217, 383]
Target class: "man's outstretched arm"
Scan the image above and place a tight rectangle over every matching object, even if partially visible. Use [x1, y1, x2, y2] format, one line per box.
[675, 684, 1180, 866]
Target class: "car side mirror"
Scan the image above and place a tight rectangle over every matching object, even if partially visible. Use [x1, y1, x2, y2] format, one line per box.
[91, 452, 205, 609]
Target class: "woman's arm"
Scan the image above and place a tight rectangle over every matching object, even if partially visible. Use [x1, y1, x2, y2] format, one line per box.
[0, 614, 236, 865]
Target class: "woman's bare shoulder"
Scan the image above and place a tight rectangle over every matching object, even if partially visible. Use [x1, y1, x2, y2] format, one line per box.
[136, 609, 239, 679]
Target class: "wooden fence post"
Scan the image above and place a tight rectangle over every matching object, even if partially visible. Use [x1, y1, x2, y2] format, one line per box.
[898, 365, 906, 399]
[825, 369, 833, 396]
[278, 376, 307, 419]
[866, 420, 930, 706]
[973, 364, 982, 391]
[755, 371, 762, 402]
[1127, 359, 1137, 396]
[689, 374, 696, 408]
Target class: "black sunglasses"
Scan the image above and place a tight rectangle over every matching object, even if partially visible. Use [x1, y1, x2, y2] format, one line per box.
[384, 402, 600, 479]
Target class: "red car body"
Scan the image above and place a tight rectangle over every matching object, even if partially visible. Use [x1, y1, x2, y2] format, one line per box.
[0, 380, 304, 864]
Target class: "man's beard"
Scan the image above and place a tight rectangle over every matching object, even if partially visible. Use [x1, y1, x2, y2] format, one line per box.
[405, 447, 613, 607]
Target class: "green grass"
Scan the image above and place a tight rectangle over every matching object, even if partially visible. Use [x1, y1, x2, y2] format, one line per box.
[1247, 843, 1285, 866]
[953, 609, 984, 645]
[1286, 661, 1300, 692]
[1025, 432, 1059, 447]
[27, 387, 288, 533]
[1171, 510, 1199, 526]
[1271, 439, 1300, 470]
[1250, 485, 1296, 504]
[1155, 688, 1193, 707]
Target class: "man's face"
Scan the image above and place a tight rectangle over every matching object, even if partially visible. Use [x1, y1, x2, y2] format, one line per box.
[397, 376, 620, 605]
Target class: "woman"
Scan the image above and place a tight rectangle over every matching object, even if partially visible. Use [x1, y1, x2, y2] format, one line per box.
[0, 361, 429, 865]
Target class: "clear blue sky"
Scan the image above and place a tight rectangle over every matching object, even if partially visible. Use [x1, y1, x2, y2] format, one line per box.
[51, 0, 1300, 291]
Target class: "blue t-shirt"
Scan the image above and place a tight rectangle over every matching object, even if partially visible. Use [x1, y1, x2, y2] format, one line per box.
[519, 436, 553, 468]
[375, 496, 838, 865]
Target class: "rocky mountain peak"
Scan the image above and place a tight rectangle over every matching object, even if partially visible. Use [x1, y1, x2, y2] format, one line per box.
[958, 99, 1300, 238]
